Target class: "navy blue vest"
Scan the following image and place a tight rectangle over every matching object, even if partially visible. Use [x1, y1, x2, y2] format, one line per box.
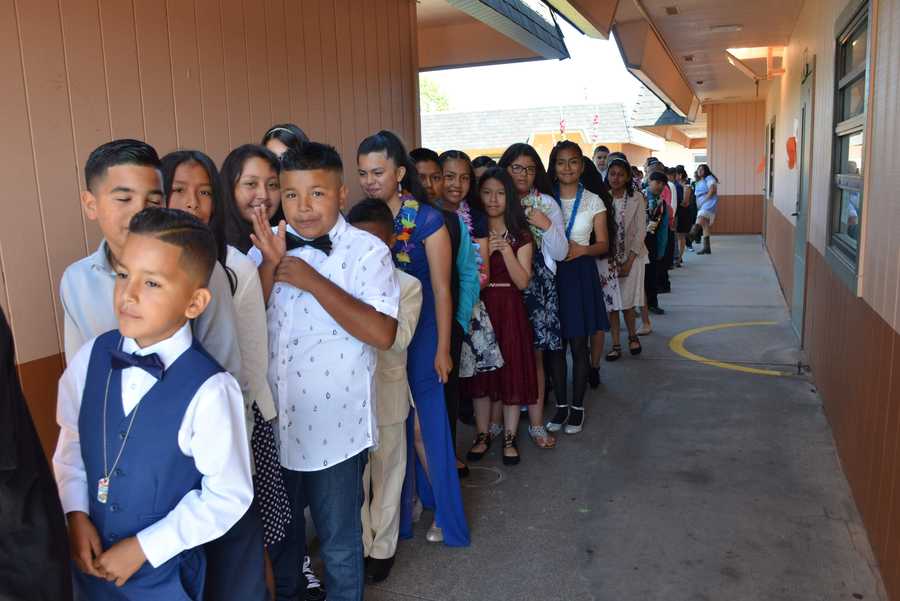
[78, 330, 223, 549]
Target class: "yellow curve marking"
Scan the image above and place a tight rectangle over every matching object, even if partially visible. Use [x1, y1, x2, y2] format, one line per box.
[668, 321, 790, 377]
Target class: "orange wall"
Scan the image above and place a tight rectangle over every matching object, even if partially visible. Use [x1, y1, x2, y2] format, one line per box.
[0, 0, 420, 367]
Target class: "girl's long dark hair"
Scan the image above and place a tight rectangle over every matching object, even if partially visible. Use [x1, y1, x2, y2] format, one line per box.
[695, 163, 718, 182]
[546, 141, 616, 259]
[357, 130, 431, 207]
[438, 149, 483, 211]
[160, 150, 236, 293]
[478, 167, 530, 241]
[261, 123, 309, 151]
[606, 156, 636, 197]
[220, 144, 281, 254]
[498, 143, 553, 196]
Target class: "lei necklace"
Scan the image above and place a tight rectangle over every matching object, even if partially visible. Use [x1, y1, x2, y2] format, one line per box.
[457, 201, 488, 285]
[520, 188, 547, 247]
[393, 192, 419, 268]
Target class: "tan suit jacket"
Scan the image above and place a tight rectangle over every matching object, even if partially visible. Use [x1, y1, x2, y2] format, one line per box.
[619, 190, 649, 261]
[374, 270, 422, 427]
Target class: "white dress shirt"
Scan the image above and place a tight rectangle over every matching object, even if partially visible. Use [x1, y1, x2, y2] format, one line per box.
[249, 216, 400, 472]
[52, 323, 253, 568]
[559, 190, 606, 246]
[226, 245, 277, 443]
[60, 241, 242, 381]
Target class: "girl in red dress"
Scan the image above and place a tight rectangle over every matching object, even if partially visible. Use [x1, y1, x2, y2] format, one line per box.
[462, 167, 537, 466]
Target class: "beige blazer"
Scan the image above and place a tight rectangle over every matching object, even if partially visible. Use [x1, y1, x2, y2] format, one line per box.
[374, 270, 423, 427]
[618, 190, 649, 261]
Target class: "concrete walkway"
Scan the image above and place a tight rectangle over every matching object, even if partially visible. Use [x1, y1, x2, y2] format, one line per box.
[364, 236, 885, 601]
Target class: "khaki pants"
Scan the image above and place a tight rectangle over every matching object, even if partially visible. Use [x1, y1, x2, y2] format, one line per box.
[361, 422, 406, 559]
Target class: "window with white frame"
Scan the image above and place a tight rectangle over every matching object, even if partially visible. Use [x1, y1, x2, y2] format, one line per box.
[829, 2, 869, 265]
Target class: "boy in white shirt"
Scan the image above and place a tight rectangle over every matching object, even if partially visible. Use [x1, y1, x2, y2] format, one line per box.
[53, 208, 253, 599]
[250, 143, 399, 601]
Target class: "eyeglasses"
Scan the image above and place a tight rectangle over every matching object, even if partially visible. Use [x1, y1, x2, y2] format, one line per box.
[509, 164, 537, 175]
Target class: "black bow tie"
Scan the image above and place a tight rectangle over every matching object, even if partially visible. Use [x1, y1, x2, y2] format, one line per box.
[110, 348, 166, 380]
[286, 232, 332, 255]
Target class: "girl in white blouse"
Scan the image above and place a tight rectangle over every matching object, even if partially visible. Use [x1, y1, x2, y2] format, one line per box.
[546, 142, 610, 435]
[162, 150, 289, 595]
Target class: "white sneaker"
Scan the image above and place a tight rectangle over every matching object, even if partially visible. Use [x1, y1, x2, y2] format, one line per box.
[637, 323, 653, 336]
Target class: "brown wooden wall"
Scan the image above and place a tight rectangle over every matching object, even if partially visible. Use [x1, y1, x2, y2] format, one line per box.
[709, 194, 764, 234]
[803, 244, 900, 598]
[706, 101, 766, 197]
[0, 0, 420, 454]
[764, 199, 795, 302]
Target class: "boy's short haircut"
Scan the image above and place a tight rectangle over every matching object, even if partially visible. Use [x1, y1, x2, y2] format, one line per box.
[346, 198, 394, 230]
[280, 142, 343, 175]
[128, 208, 217, 285]
[593, 145, 610, 155]
[471, 155, 497, 169]
[410, 147, 441, 167]
[85, 139, 161, 192]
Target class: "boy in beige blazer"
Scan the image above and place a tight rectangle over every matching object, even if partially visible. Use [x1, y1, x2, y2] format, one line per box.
[347, 200, 423, 584]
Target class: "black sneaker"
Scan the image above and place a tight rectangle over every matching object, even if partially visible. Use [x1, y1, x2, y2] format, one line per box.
[302, 555, 326, 601]
[648, 306, 666, 315]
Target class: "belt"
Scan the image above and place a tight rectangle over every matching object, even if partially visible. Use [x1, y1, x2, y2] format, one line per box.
[488, 283, 512, 288]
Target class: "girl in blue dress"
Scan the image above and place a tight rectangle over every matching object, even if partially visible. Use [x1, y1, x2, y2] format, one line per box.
[357, 130, 470, 548]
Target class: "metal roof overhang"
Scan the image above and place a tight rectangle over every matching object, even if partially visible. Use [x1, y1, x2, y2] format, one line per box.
[613, 18, 700, 120]
[544, 0, 619, 39]
[419, 0, 570, 70]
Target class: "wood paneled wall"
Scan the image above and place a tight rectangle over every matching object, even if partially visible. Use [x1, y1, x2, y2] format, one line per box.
[706, 101, 766, 196]
[861, 0, 900, 333]
[0, 0, 420, 366]
[803, 244, 900, 599]
[709, 194, 763, 235]
[764, 199, 795, 303]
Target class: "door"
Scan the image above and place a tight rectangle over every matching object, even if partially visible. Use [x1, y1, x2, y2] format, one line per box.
[791, 60, 815, 339]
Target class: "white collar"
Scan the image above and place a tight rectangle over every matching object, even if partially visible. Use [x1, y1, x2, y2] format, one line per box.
[89, 240, 116, 275]
[121, 322, 192, 369]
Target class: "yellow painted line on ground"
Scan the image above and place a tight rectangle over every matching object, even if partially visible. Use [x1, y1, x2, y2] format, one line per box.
[668, 321, 791, 377]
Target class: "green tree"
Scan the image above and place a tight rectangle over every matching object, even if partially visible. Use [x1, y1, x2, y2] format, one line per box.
[420, 77, 450, 113]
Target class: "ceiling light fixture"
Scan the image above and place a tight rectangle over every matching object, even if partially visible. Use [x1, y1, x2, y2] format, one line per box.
[665, 6, 679, 15]
[709, 24, 743, 33]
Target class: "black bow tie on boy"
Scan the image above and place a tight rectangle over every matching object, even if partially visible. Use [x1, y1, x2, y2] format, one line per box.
[109, 348, 166, 380]
[286, 231, 332, 256]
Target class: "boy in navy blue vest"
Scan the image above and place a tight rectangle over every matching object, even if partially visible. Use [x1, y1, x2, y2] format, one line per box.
[53, 208, 253, 600]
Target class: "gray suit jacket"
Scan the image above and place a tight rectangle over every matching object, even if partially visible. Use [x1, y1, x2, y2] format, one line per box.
[374, 270, 423, 427]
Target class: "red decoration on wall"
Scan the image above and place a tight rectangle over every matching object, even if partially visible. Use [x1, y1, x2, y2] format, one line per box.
[786, 136, 798, 170]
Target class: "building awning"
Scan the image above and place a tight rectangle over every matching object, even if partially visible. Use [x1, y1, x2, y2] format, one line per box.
[613, 19, 699, 120]
[418, 0, 569, 71]
[544, 0, 618, 39]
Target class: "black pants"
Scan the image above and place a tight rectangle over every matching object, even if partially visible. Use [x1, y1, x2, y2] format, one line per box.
[444, 321, 464, 450]
[645, 260, 659, 309]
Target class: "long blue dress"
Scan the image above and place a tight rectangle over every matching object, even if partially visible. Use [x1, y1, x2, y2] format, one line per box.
[394, 202, 471, 547]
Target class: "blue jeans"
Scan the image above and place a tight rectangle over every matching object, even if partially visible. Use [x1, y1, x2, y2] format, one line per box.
[269, 451, 368, 601]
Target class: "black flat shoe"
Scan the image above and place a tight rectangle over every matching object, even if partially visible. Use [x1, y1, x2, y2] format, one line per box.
[588, 366, 600, 389]
[628, 335, 642, 356]
[502, 432, 520, 466]
[605, 345, 622, 362]
[466, 432, 492, 461]
[365, 555, 395, 584]
[648, 306, 666, 315]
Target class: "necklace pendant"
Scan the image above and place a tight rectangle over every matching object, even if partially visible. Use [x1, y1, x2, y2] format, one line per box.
[97, 477, 110, 504]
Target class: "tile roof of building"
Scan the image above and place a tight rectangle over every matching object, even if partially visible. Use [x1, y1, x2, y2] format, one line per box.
[630, 86, 689, 127]
[421, 102, 631, 151]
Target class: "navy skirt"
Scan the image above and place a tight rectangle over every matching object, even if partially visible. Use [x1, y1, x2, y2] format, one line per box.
[556, 255, 610, 339]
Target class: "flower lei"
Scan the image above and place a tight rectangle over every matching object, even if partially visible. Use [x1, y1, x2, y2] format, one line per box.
[393, 192, 419, 269]
[457, 201, 488, 285]
[520, 188, 548, 248]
